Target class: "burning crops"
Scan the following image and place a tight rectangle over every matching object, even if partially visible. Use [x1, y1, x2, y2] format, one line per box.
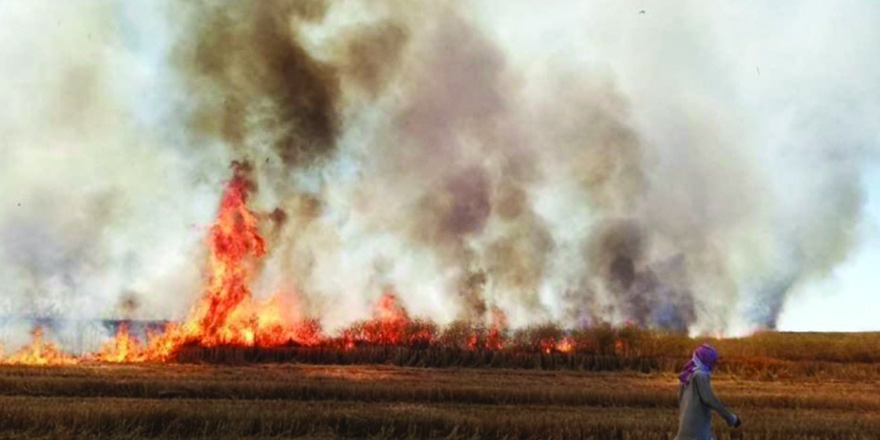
[1, 327, 76, 366]
[0, 166, 567, 365]
[4, 160, 878, 370]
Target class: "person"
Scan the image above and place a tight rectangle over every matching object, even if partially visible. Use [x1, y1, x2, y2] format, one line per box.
[674, 343, 741, 440]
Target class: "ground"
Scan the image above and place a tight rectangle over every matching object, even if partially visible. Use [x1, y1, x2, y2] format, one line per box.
[0, 363, 877, 439]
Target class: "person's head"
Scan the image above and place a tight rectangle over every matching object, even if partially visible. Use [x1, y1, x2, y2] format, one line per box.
[694, 343, 719, 371]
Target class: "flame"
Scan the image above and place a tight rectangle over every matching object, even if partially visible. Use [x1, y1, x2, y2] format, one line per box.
[341, 292, 415, 347]
[94, 323, 146, 363]
[2, 327, 77, 366]
[463, 308, 507, 350]
[0, 167, 655, 365]
[128, 168, 318, 361]
[555, 337, 575, 353]
[486, 308, 507, 350]
[371, 292, 412, 345]
[193, 172, 266, 343]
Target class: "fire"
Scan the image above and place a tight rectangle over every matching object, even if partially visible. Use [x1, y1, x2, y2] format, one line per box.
[2, 327, 77, 366]
[0, 165, 654, 365]
[464, 308, 507, 350]
[192, 171, 266, 343]
[555, 337, 575, 353]
[341, 292, 416, 347]
[129, 165, 318, 361]
[486, 308, 507, 350]
[94, 323, 146, 363]
[370, 292, 412, 345]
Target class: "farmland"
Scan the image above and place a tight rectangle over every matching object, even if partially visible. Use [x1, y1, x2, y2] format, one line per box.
[2, 332, 879, 440]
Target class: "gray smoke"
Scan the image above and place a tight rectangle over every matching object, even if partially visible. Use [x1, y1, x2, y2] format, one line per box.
[0, 0, 878, 347]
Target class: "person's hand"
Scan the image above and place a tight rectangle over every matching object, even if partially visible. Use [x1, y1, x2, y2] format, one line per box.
[733, 415, 742, 428]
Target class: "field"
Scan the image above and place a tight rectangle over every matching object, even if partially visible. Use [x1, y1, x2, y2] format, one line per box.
[2, 332, 880, 440]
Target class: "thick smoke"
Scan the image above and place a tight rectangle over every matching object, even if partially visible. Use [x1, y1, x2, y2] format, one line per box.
[177, 1, 340, 171]
[1, 0, 879, 345]
[0, 2, 224, 350]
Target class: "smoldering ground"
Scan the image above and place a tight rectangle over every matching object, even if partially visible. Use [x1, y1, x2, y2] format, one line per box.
[0, 0, 878, 347]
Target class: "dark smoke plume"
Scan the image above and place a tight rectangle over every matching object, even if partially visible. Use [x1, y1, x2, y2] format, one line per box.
[177, 1, 340, 170]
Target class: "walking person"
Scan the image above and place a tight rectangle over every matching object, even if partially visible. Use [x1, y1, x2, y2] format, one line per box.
[675, 343, 741, 440]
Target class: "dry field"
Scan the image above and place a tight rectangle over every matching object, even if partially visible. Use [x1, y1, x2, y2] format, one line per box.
[0, 360, 878, 440]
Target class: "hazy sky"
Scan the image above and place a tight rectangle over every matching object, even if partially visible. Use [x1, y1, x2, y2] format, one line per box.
[778, 166, 880, 331]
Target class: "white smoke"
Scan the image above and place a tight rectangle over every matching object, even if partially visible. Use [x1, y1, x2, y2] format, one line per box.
[0, 0, 878, 348]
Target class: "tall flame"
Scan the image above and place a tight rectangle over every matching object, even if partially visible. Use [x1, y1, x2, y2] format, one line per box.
[140, 168, 319, 360]
[194, 172, 266, 342]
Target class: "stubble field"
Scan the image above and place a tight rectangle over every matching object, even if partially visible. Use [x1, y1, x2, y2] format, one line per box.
[1, 356, 878, 440]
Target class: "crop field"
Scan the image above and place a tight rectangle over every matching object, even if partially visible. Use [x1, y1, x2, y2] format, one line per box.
[2, 335, 879, 440]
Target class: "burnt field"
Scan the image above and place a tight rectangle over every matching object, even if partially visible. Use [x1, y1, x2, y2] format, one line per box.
[2, 337, 880, 440]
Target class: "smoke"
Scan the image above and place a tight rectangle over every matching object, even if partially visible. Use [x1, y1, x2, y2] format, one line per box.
[0, 1, 220, 349]
[176, 1, 340, 172]
[1, 0, 878, 343]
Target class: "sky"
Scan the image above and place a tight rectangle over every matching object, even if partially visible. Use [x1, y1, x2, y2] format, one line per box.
[0, 1, 877, 336]
[777, 166, 880, 331]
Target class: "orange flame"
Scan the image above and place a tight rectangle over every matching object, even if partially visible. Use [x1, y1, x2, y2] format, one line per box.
[555, 337, 575, 353]
[128, 168, 318, 361]
[194, 173, 266, 343]
[3, 327, 77, 366]
[94, 323, 146, 363]
[341, 292, 415, 347]
[486, 308, 507, 350]
[463, 308, 507, 351]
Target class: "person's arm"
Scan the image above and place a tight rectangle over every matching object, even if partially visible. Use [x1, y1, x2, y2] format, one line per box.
[693, 373, 738, 427]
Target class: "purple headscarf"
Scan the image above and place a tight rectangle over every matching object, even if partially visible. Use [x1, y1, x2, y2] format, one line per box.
[679, 343, 718, 387]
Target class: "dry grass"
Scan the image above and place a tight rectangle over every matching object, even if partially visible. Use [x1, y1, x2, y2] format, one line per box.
[168, 328, 880, 381]
[0, 363, 877, 439]
[2, 330, 878, 439]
